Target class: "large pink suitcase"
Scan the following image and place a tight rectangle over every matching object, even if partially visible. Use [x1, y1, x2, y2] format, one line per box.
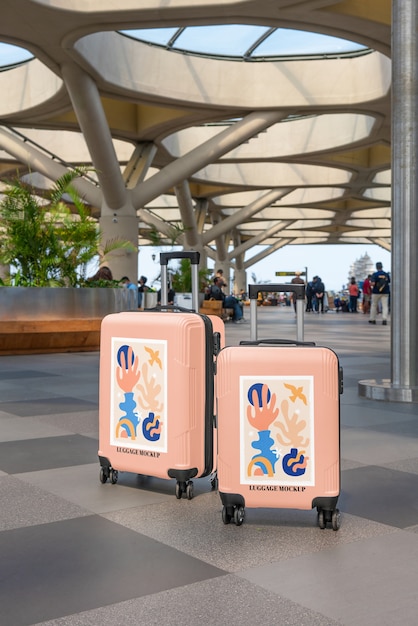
[98, 251, 220, 499]
[216, 283, 342, 528]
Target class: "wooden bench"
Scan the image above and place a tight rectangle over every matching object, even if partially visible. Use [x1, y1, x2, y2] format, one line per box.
[199, 300, 234, 321]
[0, 319, 103, 355]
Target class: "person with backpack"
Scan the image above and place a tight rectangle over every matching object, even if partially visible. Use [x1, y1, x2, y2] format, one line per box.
[369, 262, 390, 325]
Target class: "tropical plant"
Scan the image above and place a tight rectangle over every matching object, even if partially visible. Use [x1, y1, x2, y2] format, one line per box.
[0, 169, 135, 287]
[170, 258, 212, 292]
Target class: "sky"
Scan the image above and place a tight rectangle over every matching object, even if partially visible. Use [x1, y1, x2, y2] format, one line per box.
[137, 244, 391, 294]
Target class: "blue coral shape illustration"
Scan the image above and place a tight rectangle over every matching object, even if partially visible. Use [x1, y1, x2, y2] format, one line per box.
[248, 430, 279, 476]
[248, 383, 271, 406]
[282, 447, 308, 477]
[117, 344, 135, 368]
[142, 411, 162, 442]
[116, 392, 139, 439]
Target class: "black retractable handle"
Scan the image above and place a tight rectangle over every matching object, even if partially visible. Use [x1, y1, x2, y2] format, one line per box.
[248, 283, 305, 341]
[160, 251, 200, 310]
[160, 251, 200, 266]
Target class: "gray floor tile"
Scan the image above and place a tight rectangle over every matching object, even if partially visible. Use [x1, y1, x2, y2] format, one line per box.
[37, 410, 99, 436]
[0, 516, 225, 626]
[0, 415, 73, 441]
[0, 396, 97, 417]
[0, 475, 90, 530]
[340, 466, 418, 528]
[17, 463, 174, 514]
[0, 369, 60, 380]
[341, 427, 418, 465]
[33, 575, 341, 626]
[103, 490, 394, 572]
[0, 434, 98, 473]
[239, 531, 418, 626]
[382, 457, 418, 474]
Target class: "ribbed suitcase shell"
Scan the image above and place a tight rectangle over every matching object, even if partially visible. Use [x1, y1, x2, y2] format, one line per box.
[98, 310, 214, 483]
[217, 343, 340, 514]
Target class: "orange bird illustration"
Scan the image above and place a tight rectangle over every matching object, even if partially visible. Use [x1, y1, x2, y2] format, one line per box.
[144, 346, 162, 369]
[284, 383, 307, 405]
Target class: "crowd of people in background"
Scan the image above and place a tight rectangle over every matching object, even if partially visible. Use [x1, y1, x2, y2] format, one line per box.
[89, 259, 390, 325]
[289, 261, 390, 324]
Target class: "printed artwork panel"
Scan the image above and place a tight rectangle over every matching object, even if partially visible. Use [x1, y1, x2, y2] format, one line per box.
[240, 376, 315, 486]
[110, 337, 167, 453]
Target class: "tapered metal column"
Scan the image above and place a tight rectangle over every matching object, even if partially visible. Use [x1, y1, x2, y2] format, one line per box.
[359, 0, 418, 402]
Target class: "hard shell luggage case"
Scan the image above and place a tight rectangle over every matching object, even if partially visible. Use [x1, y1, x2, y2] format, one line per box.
[162, 253, 225, 491]
[98, 251, 220, 499]
[216, 283, 343, 528]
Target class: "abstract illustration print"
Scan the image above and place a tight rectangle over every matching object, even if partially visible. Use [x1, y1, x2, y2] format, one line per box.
[240, 376, 314, 486]
[110, 337, 167, 452]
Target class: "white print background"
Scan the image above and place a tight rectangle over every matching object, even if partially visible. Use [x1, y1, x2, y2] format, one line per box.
[110, 337, 168, 453]
[240, 375, 315, 486]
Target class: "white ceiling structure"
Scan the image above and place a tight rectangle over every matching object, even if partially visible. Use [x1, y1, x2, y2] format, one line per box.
[0, 0, 392, 276]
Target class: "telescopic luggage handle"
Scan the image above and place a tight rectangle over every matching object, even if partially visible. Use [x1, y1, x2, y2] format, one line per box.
[160, 251, 200, 309]
[248, 283, 306, 342]
[160, 251, 200, 266]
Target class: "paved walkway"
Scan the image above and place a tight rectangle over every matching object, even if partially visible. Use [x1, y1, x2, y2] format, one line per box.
[1, 306, 417, 625]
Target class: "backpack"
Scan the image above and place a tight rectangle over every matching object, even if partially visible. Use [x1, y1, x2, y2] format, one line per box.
[375, 274, 388, 292]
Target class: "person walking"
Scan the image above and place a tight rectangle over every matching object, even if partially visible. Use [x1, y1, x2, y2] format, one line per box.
[369, 262, 390, 325]
[290, 271, 305, 312]
[138, 275, 148, 309]
[362, 274, 372, 314]
[348, 277, 360, 312]
[305, 279, 314, 312]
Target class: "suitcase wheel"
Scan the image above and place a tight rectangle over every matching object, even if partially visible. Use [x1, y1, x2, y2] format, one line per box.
[331, 509, 341, 531]
[317, 508, 340, 531]
[110, 469, 119, 484]
[99, 467, 108, 484]
[175, 480, 194, 500]
[233, 506, 245, 526]
[222, 505, 245, 526]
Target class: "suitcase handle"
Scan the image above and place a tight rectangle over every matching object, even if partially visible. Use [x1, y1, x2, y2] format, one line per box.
[248, 283, 305, 342]
[248, 283, 305, 299]
[160, 251, 200, 310]
[160, 251, 200, 266]
[145, 305, 196, 313]
[240, 338, 315, 347]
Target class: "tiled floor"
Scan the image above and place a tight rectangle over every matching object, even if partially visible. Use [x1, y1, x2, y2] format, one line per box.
[1, 306, 417, 626]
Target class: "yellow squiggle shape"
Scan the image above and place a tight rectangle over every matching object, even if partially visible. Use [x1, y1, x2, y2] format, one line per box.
[247, 457, 274, 477]
[287, 450, 305, 467]
[145, 414, 160, 431]
[116, 418, 136, 440]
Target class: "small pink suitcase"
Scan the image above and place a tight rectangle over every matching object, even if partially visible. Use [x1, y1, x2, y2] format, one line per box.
[98, 251, 220, 499]
[216, 283, 342, 528]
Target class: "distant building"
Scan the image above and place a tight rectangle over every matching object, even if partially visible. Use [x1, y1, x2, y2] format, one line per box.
[348, 252, 374, 285]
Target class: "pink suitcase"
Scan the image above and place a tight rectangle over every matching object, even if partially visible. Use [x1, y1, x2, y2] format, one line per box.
[216, 283, 342, 528]
[98, 251, 221, 499]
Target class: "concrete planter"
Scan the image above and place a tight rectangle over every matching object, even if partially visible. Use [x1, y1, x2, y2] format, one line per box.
[0, 287, 137, 354]
[0, 286, 136, 321]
